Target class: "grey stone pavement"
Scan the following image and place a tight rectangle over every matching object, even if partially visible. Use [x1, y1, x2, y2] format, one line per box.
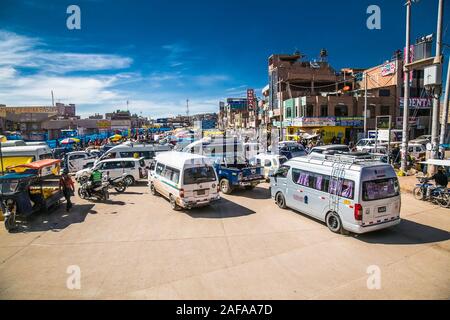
[0, 182, 449, 299]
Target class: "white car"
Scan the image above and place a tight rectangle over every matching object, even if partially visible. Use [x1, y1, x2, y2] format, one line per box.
[76, 157, 147, 186]
[249, 154, 288, 180]
[408, 143, 426, 159]
[65, 151, 97, 173]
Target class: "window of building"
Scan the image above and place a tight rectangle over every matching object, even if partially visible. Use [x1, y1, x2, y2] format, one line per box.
[334, 105, 348, 117]
[320, 105, 328, 117]
[285, 107, 292, 118]
[379, 89, 391, 97]
[368, 105, 376, 119]
[380, 105, 390, 116]
[306, 105, 314, 117]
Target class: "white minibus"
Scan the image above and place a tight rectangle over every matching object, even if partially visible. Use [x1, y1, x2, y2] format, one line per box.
[149, 152, 220, 210]
[95, 143, 171, 167]
[1, 145, 53, 171]
[270, 153, 401, 234]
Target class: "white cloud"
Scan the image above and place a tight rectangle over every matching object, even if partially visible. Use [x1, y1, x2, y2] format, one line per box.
[0, 30, 132, 73]
[0, 30, 227, 118]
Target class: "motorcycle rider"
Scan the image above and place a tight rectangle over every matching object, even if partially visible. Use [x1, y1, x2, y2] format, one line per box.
[426, 166, 448, 197]
[86, 167, 103, 196]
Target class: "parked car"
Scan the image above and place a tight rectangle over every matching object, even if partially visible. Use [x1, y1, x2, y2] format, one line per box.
[76, 157, 147, 186]
[408, 143, 427, 159]
[309, 145, 350, 156]
[64, 151, 97, 173]
[249, 154, 288, 180]
[278, 144, 308, 159]
[410, 135, 432, 146]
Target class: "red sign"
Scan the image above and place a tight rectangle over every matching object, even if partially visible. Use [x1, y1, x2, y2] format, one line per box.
[247, 89, 255, 110]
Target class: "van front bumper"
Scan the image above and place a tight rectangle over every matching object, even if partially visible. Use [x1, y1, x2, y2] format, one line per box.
[344, 218, 401, 234]
[179, 195, 221, 209]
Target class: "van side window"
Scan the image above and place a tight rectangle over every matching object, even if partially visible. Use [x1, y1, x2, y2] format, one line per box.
[292, 168, 354, 199]
[156, 163, 165, 175]
[264, 160, 272, 167]
[103, 161, 122, 170]
[123, 161, 135, 169]
[162, 166, 180, 184]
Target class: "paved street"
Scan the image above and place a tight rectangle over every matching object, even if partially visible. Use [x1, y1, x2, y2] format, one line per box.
[0, 182, 449, 300]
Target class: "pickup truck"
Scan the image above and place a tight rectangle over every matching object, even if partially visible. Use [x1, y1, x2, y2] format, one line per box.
[213, 155, 265, 194]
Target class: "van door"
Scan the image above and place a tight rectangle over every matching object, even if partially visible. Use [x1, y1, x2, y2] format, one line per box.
[103, 161, 123, 179]
[288, 168, 310, 213]
[153, 162, 166, 195]
[122, 161, 136, 180]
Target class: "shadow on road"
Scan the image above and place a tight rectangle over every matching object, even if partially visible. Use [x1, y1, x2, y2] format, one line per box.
[355, 219, 450, 245]
[186, 198, 256, 219]
[230, 186, 271, 200]
[11, 204, 96, 233]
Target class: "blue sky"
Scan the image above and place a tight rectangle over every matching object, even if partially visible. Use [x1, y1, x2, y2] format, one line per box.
[0, 0, 449, 118]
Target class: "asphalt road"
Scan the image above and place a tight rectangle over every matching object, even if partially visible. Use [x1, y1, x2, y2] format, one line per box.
[0, 182, 449, 299]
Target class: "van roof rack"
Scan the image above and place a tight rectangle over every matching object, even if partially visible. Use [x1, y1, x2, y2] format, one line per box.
[306, 152, 383, 165]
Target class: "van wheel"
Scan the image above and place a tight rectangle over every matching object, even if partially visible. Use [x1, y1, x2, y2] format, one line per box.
[150, 183, 158, 196]
[169, 195, 181, 211]
[326, 212, 344, 234]
[275, 192, 287, 209]
[124, 176, 135, 186]
[220, 179, 233, 195]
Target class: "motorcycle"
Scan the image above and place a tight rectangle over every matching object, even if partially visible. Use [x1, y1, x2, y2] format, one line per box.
[413, 177, 449, 208]
[107, 174, 128, 193]
[78, 180, 110, 201]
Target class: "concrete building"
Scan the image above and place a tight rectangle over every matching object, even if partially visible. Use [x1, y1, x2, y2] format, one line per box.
[0, 103, 77, 140]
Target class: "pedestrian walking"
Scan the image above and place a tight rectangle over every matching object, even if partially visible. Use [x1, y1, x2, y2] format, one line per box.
[59, 169, 75, 212]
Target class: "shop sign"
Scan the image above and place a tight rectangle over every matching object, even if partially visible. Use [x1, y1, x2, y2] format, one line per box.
[399, 97, 432, 109]
[381, 61, 396, 76]
[96, 120, 111, 129]
[336, 117, 364, 127]
[247, 89, 255, 110]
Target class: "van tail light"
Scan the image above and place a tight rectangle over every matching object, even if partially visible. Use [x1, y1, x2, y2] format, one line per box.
[354, 204, 363, 221]
[180, 188, 185, 198]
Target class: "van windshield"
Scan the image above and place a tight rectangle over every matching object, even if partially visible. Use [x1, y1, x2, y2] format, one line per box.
[363, 178, 400, 201]
[183, 166, 216, 185]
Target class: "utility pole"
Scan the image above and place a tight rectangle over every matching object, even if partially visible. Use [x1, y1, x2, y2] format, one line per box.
[439, 57, 450, 156]
[364, 71, 368, 136]
[401, 0, 412, 173]
[430, 0, 444, 165]
[186, 99, 190, 125]
[51, 90, 55, 107]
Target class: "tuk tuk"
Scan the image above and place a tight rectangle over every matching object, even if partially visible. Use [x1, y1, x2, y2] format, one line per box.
[0, 159, 64, 232]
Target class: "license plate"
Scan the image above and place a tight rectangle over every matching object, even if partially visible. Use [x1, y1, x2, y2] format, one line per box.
[196, 189, 206, 195]
[378, 206, 387, 213]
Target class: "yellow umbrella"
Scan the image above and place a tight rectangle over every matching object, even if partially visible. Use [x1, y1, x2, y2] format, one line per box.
[110, 134, 122, 142]
[0, 135, 6, 142]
